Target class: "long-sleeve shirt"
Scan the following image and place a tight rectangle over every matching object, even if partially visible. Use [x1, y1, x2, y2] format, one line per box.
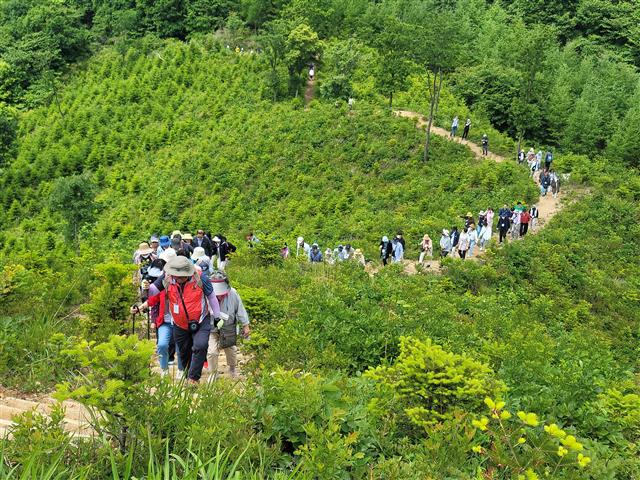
[214, 288, 249, 332]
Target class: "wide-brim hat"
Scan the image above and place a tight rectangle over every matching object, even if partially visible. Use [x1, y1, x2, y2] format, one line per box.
[138, 242, 153, 255]
[171, 230, 182, 238]
[159, 248, 176, 262]
[442, 229, 450, 236]
[466, 212, 473, 217]
[191, 246, 206, 260]
[164, 256, 195, 277]
[159, 236, 171, 248]
[183, 233, 193, 241]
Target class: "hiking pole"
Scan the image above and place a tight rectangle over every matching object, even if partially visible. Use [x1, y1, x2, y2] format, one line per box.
[146, 310, 151, 340]
[131, 312, 137, 336]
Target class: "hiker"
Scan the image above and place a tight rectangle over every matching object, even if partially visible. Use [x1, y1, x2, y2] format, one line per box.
[550, 170, 560, 198]
[478, 221, 492, 251]
[539, 169, 551, 196]
[343, 244, 354, 261]
[246, 232, 259, 248]
[380, 236, 393, 265]
[296, 236, 310, 258]
[481, 134, 489, 155]
[520, 208, 531, 237]
[467, 226, 478, 257]
[514, 201, 525, 213]
[309, 243, 323, 262]
[544, 151, 553, 170]
[207, 271, 249, 380]
[348, 97, 355, 110]
[281, 243, 290, 259]
[191, 247, 214, 275]
[182, 233, 195, 253]
[396, 231, 406, 251]
[149, 236, 160, 255]
[158, 235, 171, 254]
[536, 150, 543, 170]
[463, 211, 474, 229]
[325, 248, 335, 264]
[486, 207, 495, 229]
[334, 244, 345, 261]
[214, 235, 236, 271]
[477, 211, 487, 236]
[462, 118, 471, 139]
[354, 249, 366, 266]
[134, 242, 157, 267]
[458, 228, 470, 259]
[418, 234, 433, 264]
[392, 237, 404, 263]
[309, 65, 315, 81]
[450, 116, 459, 137]
[498, 204, 510, 218]
[450, 226, 460, 257]
[142, 256, 220, 383]
[510, 209, 521, 240]
[194, 230, 214, 257]
[517, 149, 525, 165]
[530, 205, 539, 230]
[440, 230, 452, 257]
[498, 211, 511, 244]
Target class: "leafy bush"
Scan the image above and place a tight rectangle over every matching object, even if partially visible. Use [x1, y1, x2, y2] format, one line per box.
[366, 337, 506, 428]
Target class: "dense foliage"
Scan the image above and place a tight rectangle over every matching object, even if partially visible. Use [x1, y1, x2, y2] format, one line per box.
[0, 0, 639, 478]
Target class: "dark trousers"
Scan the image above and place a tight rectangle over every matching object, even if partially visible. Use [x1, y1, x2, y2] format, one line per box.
[462, 126, 469, 139]
[499, 228, 508, 243]
[174, 317, 211, 381]
[168, 328, 176, 361]
[459, 249, 467, 259]
[520, 223, 529, 237]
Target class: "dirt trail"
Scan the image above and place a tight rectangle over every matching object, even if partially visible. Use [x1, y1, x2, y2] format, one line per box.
[366, 109, 570, 275]
[304, 77, 315, 106]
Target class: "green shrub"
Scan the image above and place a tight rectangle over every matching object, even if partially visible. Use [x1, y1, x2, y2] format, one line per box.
[366, 336, 506, 429]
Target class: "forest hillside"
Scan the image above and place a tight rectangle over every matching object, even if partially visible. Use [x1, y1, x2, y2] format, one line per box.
[0, 0, 639, 479]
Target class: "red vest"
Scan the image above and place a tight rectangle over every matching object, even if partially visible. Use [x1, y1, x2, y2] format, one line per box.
[167, 277, 205, 330]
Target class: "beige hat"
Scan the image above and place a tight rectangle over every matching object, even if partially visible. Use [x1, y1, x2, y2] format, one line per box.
[191, 246, 206, 260]
[138, 242, 153, 255]
[171, 230, 182, 238]
[164, 256, 195, 277]
[182, 233, 193, 241]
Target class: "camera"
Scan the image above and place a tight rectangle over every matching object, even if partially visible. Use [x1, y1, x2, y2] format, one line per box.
[188, 320, 200, 332]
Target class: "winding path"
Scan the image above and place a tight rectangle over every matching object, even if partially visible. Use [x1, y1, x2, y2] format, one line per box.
[369, 110, 570, 275]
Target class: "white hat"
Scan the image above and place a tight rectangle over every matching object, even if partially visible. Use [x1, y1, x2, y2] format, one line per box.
[171, 230, 182, 238]
[212, 236, 221, 242]
[159, 248, 177, 262]
[442, 229, 450, 236]
[297, 236, 304, 244]
[191, 246, 206, 260]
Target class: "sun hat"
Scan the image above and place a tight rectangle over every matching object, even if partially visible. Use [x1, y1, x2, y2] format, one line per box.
[164, 256, 195, 277]
[182, 233, 193, 241]
[191, 246, 206, 261]
[149, 236, 160, 244]
[442, 229, 450, 236]
[466, 211, 473, 217]
[138, 242, 153, 255]
[171, 230, 182, 238]
[159, 248, 177, 262]
[297, 236, 304, 244]
[212, 236, 221, 242]
[159, 235, 170, 248]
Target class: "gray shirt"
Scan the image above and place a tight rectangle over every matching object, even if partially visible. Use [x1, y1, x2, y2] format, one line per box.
[213, 287, 249, 331]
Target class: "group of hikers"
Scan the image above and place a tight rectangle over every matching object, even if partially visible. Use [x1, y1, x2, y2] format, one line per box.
[131, 230, 247, 384]
[517, 147, 561, 198]
[290, 236, 366, 265]
[450, 115, 489, 155]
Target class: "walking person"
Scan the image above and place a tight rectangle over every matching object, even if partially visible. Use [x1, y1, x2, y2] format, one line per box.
[308, 243, 323, 262]
[194, 230, 214, 257]
[457, 228, 470, 259]
[498, 212, 511, 244]
[486, 207, 495, 230]
[450, 226, 460, 257]
[418, 234, 433, 264]
[145, 256, 221, 384]
[530, 205, 539, 230]
[510, 209, 521, 240]
[296, 236, 310, 258]
[544, 150, 553, 170]
[481, 134, 489, 155]
[462, 118, 471, 140]
[207, 271, 249, 380]
[467, 226, 478, 258]
[520, 208, 531, 237]
[450, 115, 459, 137]
[214, 235, 236, 271]
[392, 237, 404, 263]
[539, 169, 551, 196]
[479, 222, 492, 251]
[380, 236, 392, 266]
[439, 230, 452, 257]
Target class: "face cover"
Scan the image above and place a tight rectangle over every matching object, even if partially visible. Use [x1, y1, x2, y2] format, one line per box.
[212, 280, 230, 296]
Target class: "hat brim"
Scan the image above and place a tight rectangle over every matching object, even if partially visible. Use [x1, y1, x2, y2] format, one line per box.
[138, 248, 154, 255]
[164, 263, 195, 277]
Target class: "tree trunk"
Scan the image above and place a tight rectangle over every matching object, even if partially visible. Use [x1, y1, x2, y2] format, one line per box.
[424, 68, 440, 162]
[434, 70, 444, 119]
